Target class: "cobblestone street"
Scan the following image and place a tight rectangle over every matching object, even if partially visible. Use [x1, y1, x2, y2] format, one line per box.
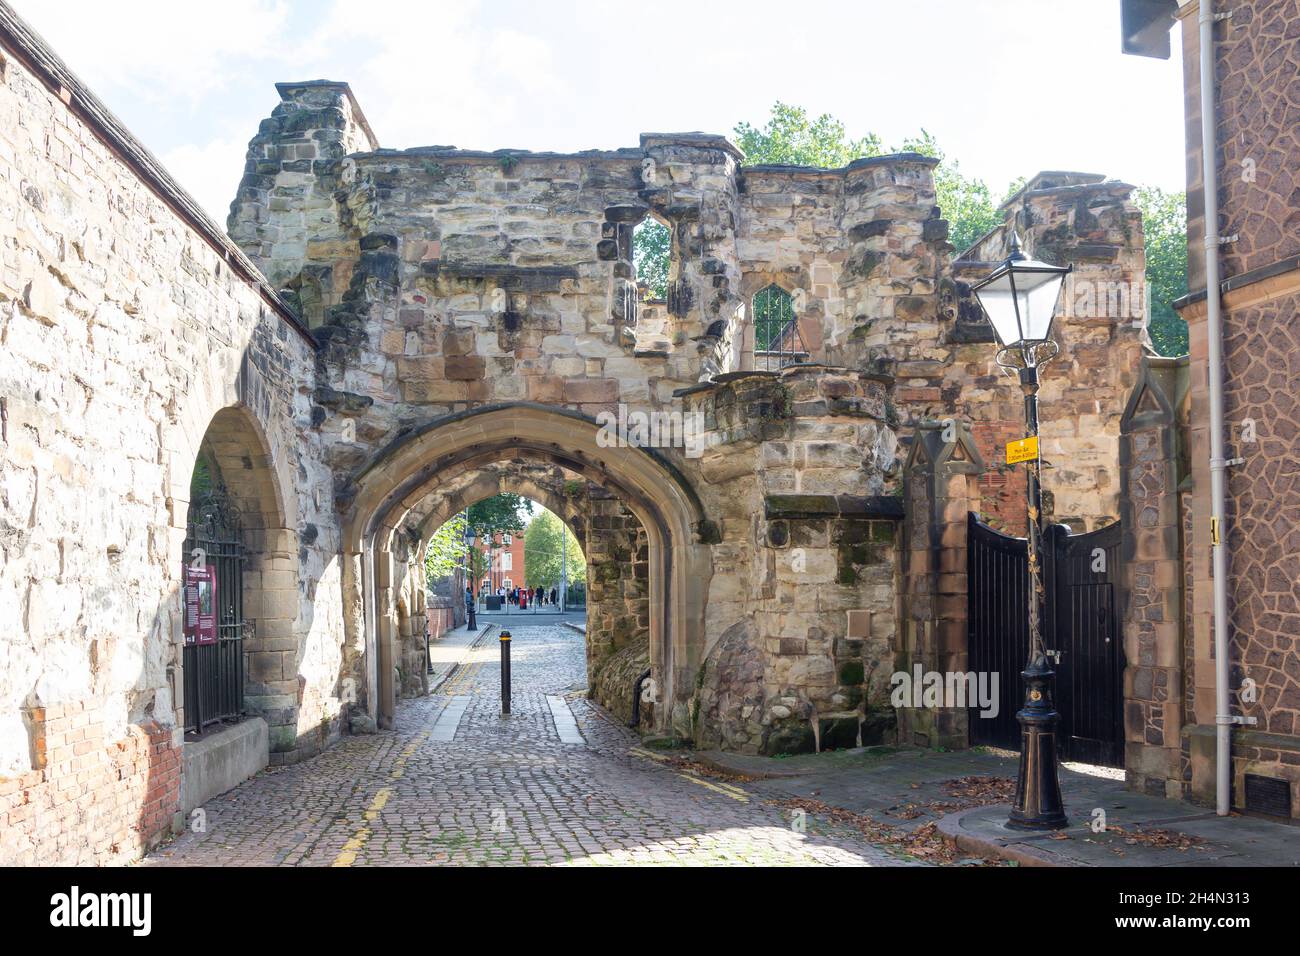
[144, 623, 917, 867]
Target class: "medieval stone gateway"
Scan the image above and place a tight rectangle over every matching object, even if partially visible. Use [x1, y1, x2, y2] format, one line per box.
[345, 403, 711, 733]
[0, 8, 1156, 864]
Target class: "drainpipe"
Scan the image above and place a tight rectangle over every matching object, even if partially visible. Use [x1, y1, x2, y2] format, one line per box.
[1198, 0, 1234, 816]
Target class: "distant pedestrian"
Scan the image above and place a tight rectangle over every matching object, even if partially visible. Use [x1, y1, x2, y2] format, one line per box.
[550, 586, 558, 607]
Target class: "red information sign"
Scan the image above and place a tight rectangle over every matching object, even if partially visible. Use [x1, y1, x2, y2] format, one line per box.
[183, 565, 218, 645]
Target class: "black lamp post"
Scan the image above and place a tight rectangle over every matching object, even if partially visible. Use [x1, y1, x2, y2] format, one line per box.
[463, 524, 477, 598]
[971, 231, 1072, 831]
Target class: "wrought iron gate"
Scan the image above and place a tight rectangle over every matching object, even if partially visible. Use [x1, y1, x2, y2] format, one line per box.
[967, 514, 1124, 767]
[182, 469, 247, 735]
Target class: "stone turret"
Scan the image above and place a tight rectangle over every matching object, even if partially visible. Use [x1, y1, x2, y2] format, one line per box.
[228, 81, 378, 297]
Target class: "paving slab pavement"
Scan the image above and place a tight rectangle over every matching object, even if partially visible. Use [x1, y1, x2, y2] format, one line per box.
[426, 621, 495, 692]
[697, 745, 1300, 867]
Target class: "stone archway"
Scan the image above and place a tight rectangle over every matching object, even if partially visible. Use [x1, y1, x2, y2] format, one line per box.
[339, 403, 711, 735]
[178, 404, 302, 751]
[403, 460, 648, 687]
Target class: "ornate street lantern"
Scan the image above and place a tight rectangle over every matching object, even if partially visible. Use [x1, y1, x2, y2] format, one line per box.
[972, 231, 1072, 831]
[971, 232, 1071, 356]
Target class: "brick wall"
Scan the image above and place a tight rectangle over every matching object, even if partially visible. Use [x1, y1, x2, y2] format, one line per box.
[1174, 0, 1300, 817]
[1, 701, 179, 864]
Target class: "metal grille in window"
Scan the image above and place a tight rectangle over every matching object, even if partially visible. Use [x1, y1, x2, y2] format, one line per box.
[752, 285, 809, 371]
[182, 461, 246, 735]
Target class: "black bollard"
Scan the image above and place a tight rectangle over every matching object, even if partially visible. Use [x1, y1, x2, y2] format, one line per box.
[499, 629, 511, 715]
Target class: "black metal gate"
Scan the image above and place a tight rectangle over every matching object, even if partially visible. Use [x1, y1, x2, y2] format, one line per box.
[182, 468, 246, 735]
[967, 514, 1124, 767]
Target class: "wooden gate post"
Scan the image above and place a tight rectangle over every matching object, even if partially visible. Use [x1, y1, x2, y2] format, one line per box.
[899, 420, 984, 749]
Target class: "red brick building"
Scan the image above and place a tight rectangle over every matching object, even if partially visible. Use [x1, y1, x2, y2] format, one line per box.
[475, 530, 527, 598]
[1119, 0, 1300, 819]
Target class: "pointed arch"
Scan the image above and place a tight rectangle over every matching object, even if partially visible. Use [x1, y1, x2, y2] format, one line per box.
[340, 403, 712, 733]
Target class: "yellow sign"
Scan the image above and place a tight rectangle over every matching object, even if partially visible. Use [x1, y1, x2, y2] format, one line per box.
[1005, 435, 1039, 465]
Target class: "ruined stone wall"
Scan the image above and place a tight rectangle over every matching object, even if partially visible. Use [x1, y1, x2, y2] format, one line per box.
[735, 156, 948, 377]
[682, 367, 901, 753]
[735, 167, 842, 367]
[228, 81, 379, 294]
[584, 491, 649, 671]
[227, 79, 1148, 753]
[224, 88, 926, 752]
[0, 32, 347, 862]
[231, 94, 703, 478]
[829, 156, 948, 380]
[950, 174, 1148, 533]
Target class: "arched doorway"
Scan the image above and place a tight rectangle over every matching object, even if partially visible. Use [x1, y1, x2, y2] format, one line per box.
[178, 406, 300, 747]
[339, 404, 710, 735]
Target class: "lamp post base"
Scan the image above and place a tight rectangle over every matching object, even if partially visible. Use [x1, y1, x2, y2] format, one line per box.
[1007, 658, 1068, 831]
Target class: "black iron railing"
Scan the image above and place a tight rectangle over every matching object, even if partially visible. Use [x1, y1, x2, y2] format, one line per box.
[753, 285, 809, 371]
[182, 479, 246, 735]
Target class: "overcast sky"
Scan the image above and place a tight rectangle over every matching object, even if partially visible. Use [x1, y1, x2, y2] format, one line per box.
[12, 0, 1188, 223]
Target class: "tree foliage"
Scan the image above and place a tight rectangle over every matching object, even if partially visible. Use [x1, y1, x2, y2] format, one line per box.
[466, 494, 534, 537]
[634, 218, 671, 299]
[734, 101, 882, 168]
[523, 510, 586, 589]
[1134, 186, 1189, 356]
[424, 512, 467, 581]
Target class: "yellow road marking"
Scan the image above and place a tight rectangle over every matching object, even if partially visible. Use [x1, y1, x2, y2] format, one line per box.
[629, 747, 669, 763]
[704, 778, 749, 799]
[436, 627, 496, 696]
[629, 747, 749, 803]
[389, 731, 428, 779]
[675, 772, 749, 803]
[332, 827, 371, 867]
[333, 731, 428, 866]
[440, 656, 486, 695]
[364, 787, 391, 821]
